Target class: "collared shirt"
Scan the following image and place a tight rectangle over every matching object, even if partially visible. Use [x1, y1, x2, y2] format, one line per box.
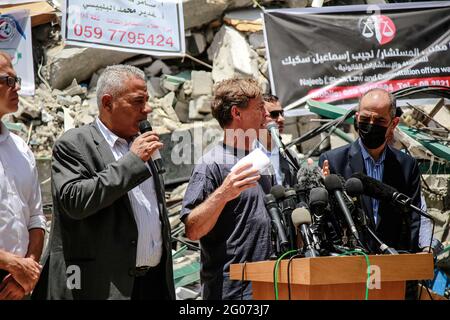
[0, 121, 46, 257]
[358, 139, 387, 225]
[96, 118, 162, 267]
[418, 186, 437, 250]
[359, 139, 435, 249]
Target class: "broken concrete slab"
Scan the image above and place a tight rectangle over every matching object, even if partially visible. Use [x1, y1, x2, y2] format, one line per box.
[189, 99, 207, 120]
[43, 46, 137, 89]
[189, 95, 212, 119]
[186, 32, 208, 56]
[191, 71, 213, 98]
[163, 78, 182, 92]
[147, 77, 166, 98]
[224, 8, 263, 33]
[175, 101, 190, 123]
[56, 95, 77, 107]
[182, 0, 255, 29]
[63, 79, 87, 97]
[248, 32, 265, 49]
[159, 92, 179, 122]
[207, 25, 260, 82]
[18, 96, 40, 119]
[286, 0, 308, 7]
[144, 60, 172, 77]
[183, 80, 193, 96]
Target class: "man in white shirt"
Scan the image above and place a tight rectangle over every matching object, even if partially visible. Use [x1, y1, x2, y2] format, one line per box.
[33, 65, 175, 300]
[260, 94, 298, 187]
[0, 51, 46, 300]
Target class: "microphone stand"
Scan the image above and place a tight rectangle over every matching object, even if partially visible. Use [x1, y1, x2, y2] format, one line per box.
[279, 139, 300, 172]
[364, 226, 399, 255]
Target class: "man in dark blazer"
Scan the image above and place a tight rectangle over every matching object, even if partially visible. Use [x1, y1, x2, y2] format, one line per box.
[33, 65, 175, 300]
[319, 88, 421, 253]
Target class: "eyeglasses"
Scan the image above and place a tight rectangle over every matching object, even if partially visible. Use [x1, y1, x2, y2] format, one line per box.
[269, 110, 284, 119]
[0, 75, 21, 88]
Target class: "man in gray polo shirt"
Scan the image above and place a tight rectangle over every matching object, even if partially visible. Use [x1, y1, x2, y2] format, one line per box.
[180, 78, 273, 300]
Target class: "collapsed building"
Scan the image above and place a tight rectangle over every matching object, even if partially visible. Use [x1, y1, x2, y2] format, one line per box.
[1, 0, 449, 299]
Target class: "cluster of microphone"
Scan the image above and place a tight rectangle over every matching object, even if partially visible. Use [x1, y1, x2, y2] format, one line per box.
[263, 165, 432, 258]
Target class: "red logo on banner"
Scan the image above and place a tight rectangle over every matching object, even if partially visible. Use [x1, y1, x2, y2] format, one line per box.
[360, 15, 396, 45]
[0, 17, 16, 42]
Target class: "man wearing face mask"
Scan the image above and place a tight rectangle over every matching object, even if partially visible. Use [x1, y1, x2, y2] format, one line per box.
[318, 88, 421, 253]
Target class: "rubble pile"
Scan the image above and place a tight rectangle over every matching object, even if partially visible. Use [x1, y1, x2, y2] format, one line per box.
[8, 0, 322, 158]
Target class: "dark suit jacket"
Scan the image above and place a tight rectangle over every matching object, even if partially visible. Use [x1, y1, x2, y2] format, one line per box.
[33, 122, 175, 300]
[279, 148, 299, 188]
[318, 140, 421, 252]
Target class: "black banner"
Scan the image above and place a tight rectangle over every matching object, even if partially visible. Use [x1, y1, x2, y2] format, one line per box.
[263, 2, 450, 109]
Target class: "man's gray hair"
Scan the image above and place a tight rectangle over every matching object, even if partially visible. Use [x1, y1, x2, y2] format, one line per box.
[358, 88, 397, 118]
[96, 64, 145, 108]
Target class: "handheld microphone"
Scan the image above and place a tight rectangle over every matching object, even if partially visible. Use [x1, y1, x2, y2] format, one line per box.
[264, 194, 289, 252]
[351, 172, 434, 220]
[266, 121, 286, 157]
[308, 187, 329, 218]
[283, 188, 298, 250]
[270, 185, 286, 201]
[291, 208, 319, 257]
[138, 120, 166, 174]
[344, 178, 364, 198]
[270, 185, 295, 250]
[324, 174, 360, 242]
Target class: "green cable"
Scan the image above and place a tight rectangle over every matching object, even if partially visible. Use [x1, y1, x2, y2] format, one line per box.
[273, 250, 298, 300]
[439, 245, 450, 255]
[338, 250, 371, 300]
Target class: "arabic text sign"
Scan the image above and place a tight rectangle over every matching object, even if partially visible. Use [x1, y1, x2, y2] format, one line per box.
[63, 0, 185, 56]
[264, 3, 450, 108]
[0, 10, 35, 96]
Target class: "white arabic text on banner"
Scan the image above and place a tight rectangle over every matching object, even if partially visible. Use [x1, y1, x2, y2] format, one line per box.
[62, 0, 185, 56]
[263, 2, 450, 110]
[0, 10, 35, 96]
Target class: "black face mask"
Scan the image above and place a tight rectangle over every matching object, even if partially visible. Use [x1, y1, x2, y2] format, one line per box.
[358, 122, 388, 149]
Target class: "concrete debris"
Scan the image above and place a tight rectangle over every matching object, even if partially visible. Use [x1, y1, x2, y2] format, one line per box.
[56, 95, 77, 106]
[124, 55, 153, 67]
[147, 77, 166, 98]
[63, 79, 87, 97]
[248, 32, 265, 49]
[186, 31, 208, 56]
[174, 101, 190, 123]
[41, 109, 54, 123]
[189, 95, 212, 120]
[144, 60, 172, 77]
[182, 0, 261, 29]
[207, 26, 260, 82]
[191, 71, 213, 98]
[88, 68, 105, 89]
[223, 8, 263, 33]
[183, 80, 193, 96]
[43, 46, 136, 89]
[287, 0, 309, 7]
[17, 96, 40, 119]
[159, 92, 179, 122]
[163, 77, 182, 92]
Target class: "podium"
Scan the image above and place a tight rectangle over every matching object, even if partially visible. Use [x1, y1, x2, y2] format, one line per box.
[230, 253, 434, 300]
